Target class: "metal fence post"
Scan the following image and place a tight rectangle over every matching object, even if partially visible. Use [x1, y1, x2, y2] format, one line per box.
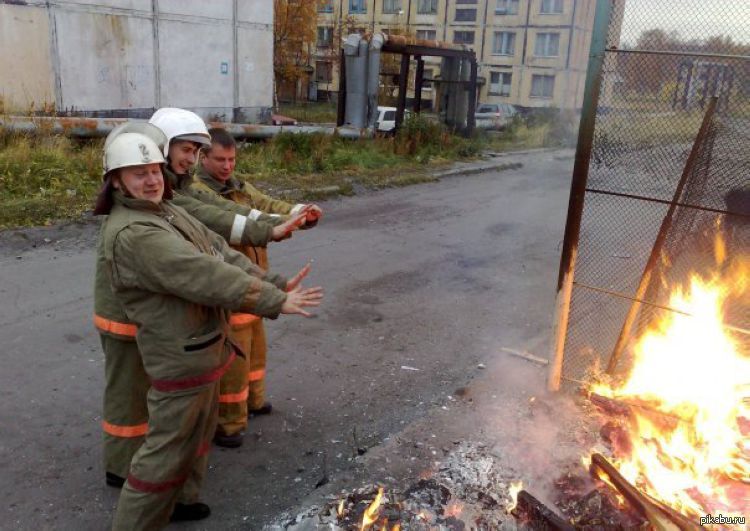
[547, 0, 614, 391]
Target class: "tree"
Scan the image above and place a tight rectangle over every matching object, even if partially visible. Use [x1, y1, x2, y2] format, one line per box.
[274, 0, 317, 104]
[619, 29, 750, 97]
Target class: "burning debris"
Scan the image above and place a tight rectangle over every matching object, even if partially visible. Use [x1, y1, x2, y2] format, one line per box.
[269, 442, 530, 530]
[585, 253, 750, 525]
[271, 235, 747, 531]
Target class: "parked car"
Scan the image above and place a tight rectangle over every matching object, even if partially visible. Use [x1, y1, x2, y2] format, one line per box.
[375, 106, 397, 132]
[474, 103, 519, 130]
[374, 106, 411, 133]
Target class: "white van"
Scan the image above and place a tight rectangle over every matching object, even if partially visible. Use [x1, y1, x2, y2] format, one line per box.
[375, 106, 397, 132]
[374, 106, 411, 132]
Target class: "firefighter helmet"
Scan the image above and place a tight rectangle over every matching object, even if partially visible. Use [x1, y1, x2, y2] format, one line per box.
[148, 107, 211, 156]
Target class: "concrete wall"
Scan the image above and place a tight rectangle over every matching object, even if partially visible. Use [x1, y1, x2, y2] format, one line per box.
[0, 4, 56, 111]
[0, 0, 274, 122]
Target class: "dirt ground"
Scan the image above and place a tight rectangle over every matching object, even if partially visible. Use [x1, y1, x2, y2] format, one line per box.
[0, 148, 598, 530]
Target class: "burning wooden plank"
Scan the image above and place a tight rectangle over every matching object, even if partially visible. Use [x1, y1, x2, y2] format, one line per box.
[511, 490, 575, 531]
[588, 392, 691, 428]
[589, 453, 701, 531]
[589, 392, 632, 417]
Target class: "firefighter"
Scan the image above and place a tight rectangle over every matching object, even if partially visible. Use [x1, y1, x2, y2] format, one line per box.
[192, 127, 323, 447]
[148, 107, 294, 226]
[94, 122, 304, 489]
[96, 129, 323, 529]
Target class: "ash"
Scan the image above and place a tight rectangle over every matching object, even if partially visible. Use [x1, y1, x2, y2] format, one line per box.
[266, 442, 523, 530]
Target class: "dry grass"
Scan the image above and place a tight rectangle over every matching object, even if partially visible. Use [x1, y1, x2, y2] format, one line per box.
[0, 114, 554, 228]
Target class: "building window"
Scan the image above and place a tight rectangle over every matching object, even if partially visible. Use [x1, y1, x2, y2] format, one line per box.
[453, 30, 475, 45]
[417, 0, 438, 14]
[454, 8, 476, 21]
[492, 31, 516, 55]
[530, 74, 555, 98]
[456, 0, 477, 3]
[416, 29, 437, 40]
[316, 61, 333, 83]
[495, 0, 519, 14]
[490, 72, 512, 96]
[317, 26, 333, 47]
[540, 0, 563, 14]
[349, 0, 366, 14]
[422, 68, 434, 88]
[318, 0, 334, 13]
[383, 0, 402, 14]
[534, 32, 560, 56]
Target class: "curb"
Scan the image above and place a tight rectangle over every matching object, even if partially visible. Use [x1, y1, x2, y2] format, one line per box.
[280, 147, 569, 199]
[434, 161, 523, 178]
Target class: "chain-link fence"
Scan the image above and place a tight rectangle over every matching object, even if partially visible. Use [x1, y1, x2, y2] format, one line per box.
[555, 0, 750, 386]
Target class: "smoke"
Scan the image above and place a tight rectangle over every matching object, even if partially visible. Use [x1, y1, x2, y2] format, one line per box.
[468, 344, 598, 508]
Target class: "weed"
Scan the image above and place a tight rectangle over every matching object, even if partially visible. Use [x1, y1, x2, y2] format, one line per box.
[0, 115, 545, 228]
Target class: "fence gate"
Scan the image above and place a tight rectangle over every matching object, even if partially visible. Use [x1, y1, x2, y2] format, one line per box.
[549, 0, 750, 389]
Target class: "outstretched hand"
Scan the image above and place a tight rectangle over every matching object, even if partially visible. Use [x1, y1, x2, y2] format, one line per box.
[271, 213, 306, 241]
[286, 262, 312, 292]
[298, 204, 323, 228]
[281, 285, 323, 317]
[304, 204, 323, 222]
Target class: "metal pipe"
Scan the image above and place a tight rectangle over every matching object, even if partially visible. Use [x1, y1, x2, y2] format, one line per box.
[366, 33, 385, 128]
[606, 96, 718, 375]
[395, 54, 410, 130]
[584, 188, 750, 221]
[0, 116, 372, 139]
[609, 48, 750, 61]
[574, 280, 750, 337]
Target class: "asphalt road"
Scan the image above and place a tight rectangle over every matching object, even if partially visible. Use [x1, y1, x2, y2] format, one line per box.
[0, 149, 574, 530]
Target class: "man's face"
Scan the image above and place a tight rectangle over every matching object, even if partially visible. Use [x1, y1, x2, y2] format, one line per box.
[114, 163, 164, 204]
[168, 140, 200, 175]
[202, 144, 236, 183]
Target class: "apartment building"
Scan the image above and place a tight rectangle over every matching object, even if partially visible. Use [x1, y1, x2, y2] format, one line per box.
[315, 0, 619, 111]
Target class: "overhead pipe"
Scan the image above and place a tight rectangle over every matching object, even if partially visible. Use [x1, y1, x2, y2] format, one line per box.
[0, 116, 372, 139]
[343, 33, 368, 128]
[366, 33, 385, 128]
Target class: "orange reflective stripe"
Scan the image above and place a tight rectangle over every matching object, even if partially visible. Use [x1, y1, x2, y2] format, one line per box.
[229, 313, 260, 326]
[219, 386, 249, 403]
[94, 314, 138, 337]
[102, 420, 148, 438]
[248, 369, 265, 382]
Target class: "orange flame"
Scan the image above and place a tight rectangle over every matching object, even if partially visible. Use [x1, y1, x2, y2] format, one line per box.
[507, 481, 524, 512]
[590, 233, 750, 519]
[337, 499, 345, 518]
[360, 487, 384, 531]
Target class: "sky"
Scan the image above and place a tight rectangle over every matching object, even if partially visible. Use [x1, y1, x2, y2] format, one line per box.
[620, 0, 750, 46]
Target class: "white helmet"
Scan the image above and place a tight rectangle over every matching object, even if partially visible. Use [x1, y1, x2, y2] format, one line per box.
[148, 107, 211, 157]
[103, 133, 165, 176]
[103, 122, 167, 177]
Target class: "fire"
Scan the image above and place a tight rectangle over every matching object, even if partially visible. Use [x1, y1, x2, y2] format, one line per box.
[360, 487, 384, 530]
[337, 499, 345, 518]
[591, 238, 750, 518]
[507, 480, 524, 512]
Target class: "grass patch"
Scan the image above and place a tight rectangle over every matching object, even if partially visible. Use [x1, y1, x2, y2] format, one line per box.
[595, 109, 705, 149]
[0, 131, 102, 228]
[0, 113, 556, 228]
[277, 102, 338, 123]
